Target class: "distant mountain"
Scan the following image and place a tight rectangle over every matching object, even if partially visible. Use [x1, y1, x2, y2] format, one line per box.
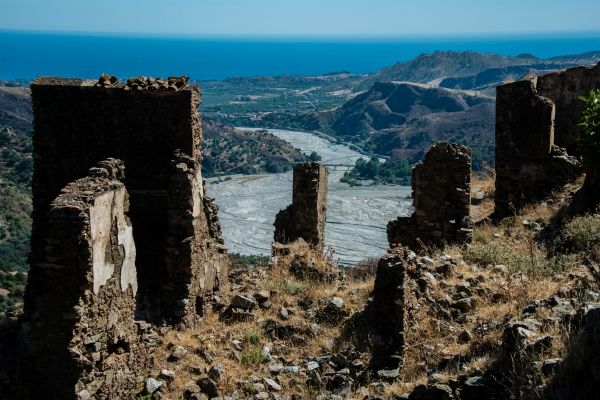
[319, 81, 495, 168]
[357, 51, 541, 89]
[332, 81, 488, 137]
[549, 50, 600, 64]
[235, 50, 599, 171]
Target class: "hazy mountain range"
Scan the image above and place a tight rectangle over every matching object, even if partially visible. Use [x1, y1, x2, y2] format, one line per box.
[221, 50, 600, 169]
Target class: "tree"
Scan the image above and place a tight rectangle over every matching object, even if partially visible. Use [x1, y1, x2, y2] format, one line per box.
[579, 89, 600, 187]
[308, 151, 322, 162]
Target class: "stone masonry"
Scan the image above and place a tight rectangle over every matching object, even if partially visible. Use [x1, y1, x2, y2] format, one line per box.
[494, 63, 600, 216]
[21, 160, 150, 400]
[27, 76, 228, 325]
[164, 151, 228, 326]
[387, 142, 473, 251]
[537, 62, 600, 155]
[345, 248, 408, 374]
[367, 250, 408, 371]
[274, 162, 328, 250]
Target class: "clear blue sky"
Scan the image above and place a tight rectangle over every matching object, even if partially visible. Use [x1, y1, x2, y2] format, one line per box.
[1, 0, 599, 36]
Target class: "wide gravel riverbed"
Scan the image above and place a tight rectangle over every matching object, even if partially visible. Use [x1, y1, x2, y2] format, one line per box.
[206, 128, 412, 265]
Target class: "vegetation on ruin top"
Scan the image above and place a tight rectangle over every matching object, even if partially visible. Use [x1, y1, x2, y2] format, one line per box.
[578, 88, 600, 184]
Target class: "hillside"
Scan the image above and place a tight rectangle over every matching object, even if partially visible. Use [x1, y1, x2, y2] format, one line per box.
[0, 86, 32, 317]
[302, 81, 496, 168]
[357, 51, 541, 89]
[202, 119, 309, 174]
[215, 50, 599, 173]
[0, 86, 32, 133]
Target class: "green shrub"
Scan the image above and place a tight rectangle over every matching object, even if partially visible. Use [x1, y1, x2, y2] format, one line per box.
[578, 89, 600, 184]
[281, 280, 307, 295]
[464, 242, 575, 277]
[563, 215, 600, 253]
[341, 156, 412, 185]
[240, 346, 267, 367]
[242, 331, 263, 346]
[229, 253, 270, 269]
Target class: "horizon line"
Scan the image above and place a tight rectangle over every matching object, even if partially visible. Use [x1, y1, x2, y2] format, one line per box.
[3, 28, 600, 41]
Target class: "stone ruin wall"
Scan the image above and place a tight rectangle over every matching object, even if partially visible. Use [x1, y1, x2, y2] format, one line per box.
[165, 151, 227, 327]
[388, 142, 473, 250]
[366, 250, 408, 371]
[21, 160, 150, 400]
[495, 63, 600, 216]
[27, 76, 227, 325]
[537, 63, 600, 155]
[274, 162, 328, 250]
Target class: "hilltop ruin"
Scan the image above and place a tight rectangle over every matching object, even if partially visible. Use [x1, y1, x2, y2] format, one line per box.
[26, 76, 228, 326]
[21, 160, 149, 399]
[387, 142, 473, 251]
[8, 75, 230, 399]
[495, 63, 600, 216]
[274, 162, 329, 251]
[0, 59, 598, 399]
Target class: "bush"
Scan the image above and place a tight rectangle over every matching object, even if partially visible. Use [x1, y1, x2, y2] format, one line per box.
[240, 346, 268, 367]
[346, 258, 378, 281]
[562, 215, 600, 254]
[464, 242, 576, 277]
[341, 156, 411, 185]
[242, 331, 263, 345]
[282, 280, 307, 295]
[308, 151, 322, 162]
[578, 89, 600, 184]
[229, 253, 270, 269]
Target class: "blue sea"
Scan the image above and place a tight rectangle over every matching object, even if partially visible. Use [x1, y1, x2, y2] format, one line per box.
[1, 30, 599, 81]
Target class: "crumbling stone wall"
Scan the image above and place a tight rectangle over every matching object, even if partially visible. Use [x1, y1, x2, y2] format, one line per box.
[21, 160, 149, 400]
[494, 70, 589, 216]
[537, 62, 600, 155]
[368, 250, 408, 371]
[274, 162, 328, 250]
[164, 151, 228, 326]
[344, 249, 407, 374]
[387, 142, 472, 250]
[28, 76, 227, 324]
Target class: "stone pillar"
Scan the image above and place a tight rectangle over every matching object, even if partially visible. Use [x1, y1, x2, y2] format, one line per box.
[21, 160, 147, 400]
[494, 77, 582, 217]
[388, 142, 472, 251]
[368, 250, 408, 372]
[344, 249, 408, 375]
[164, 151, 228, 327]
[274, 162, 328, 250]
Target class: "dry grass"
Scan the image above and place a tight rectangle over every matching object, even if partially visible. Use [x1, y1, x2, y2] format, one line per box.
[465, 200, 579, 277]
[397, 187, 587, 396]
[471, 167, 496, 221]
[399, 254, 574, 396]
[152, 183, 594, 399]
[472, 166, 496, 199]
[153, 242, 375, 399]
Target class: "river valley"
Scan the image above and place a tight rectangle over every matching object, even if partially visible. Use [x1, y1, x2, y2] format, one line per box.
[206, 129, 412, 264]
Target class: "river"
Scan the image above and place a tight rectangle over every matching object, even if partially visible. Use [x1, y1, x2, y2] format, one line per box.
[205, 129, 412, 265]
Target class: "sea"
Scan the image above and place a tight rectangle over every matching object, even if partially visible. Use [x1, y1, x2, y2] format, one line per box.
[1, 30, 600, 81]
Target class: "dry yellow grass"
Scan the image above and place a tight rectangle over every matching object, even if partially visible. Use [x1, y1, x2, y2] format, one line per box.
[152, 180, 593, 399]
[153, 242, 375, 399]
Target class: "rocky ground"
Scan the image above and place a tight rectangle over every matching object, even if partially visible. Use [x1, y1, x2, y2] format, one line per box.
[136, 178, 600, 400]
